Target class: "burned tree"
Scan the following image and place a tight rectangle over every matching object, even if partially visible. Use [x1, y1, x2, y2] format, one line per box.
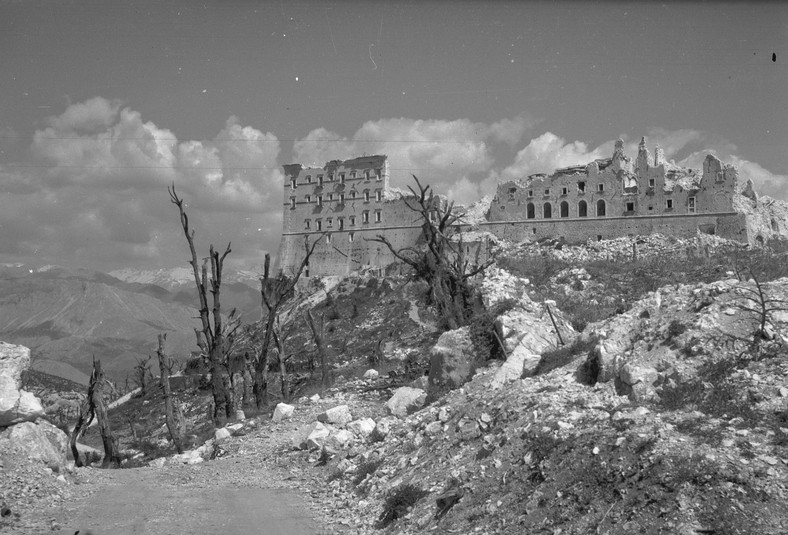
[370, 176, 494, 330]
[156, 333, 185, 453]
[252, 237, 319, 408]
[304, 309, 333, 389]
[169, 185, 236, 424]
[70, 359, 120, 468]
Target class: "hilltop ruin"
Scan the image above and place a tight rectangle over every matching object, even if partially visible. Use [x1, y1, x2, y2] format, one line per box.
[278, 138, 787, 277]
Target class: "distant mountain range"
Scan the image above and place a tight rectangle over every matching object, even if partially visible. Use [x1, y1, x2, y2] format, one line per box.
[0, 264, 263, 384]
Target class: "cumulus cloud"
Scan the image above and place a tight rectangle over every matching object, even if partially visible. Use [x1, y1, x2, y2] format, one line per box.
[1, 97, 283, 270]
[498, 132, 611, 181]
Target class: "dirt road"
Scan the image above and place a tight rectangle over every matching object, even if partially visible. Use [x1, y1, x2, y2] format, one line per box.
[45, 459, 323, 535]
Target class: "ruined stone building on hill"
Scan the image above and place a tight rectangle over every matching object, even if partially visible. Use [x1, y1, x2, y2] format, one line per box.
[277, 139, 787, 278]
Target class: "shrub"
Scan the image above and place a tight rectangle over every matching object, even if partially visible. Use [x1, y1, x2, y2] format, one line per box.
[353, 459, 383, 486]
[534, 335, 598, 376]
[376, 483, 429, 528]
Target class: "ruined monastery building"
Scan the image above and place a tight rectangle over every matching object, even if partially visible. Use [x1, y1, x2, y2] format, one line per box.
[278, 138, 784, 277]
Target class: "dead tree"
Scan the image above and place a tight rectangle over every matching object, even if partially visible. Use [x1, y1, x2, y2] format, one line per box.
[156, 333, 185, 454]
[133, 355, 154, 393]
[169, 185, 235, 424]
[304, 309, 332, 389]
[369, 176, 494, 330]
[70, 359, 121, 468]
[253, 238, 319, 408]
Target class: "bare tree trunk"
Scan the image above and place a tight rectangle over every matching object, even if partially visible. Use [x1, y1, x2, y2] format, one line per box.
[69, 395, 93, 468]
[305, 310, 332, 389]
[156, 334, 185, 453]
[273, 330, 290, 402]
[90, 359, 121, 468]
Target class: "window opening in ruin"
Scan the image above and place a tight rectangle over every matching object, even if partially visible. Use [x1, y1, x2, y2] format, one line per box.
[291, 178, 297, 189]
[317, 195, 323, 207]
[364, 170, 370, 180]
[560, 201, 569, 218]
[688, 197, 696, 213]
[649, 178, 655, 188]
[306, 175, 312, 184]
[597, 235, 602, 241]
[306, 194, 311, 204]
[375, 210, 382, 223]
[665, 199, 673, 210]
[526, 202, 535, 219]
[626, 201, 635, 212]
[376, 169, 382, 180]
[364, 190, 370, 202]
[338, 217, 344, 230]
[327, 234, 331, 244]
[561, 187, 568, 195]
[543, 203, 552, 219]
[290, 197, 296, 209]
[578, 181, 586, 193]
[376, 190, 382, 202]
[528, 190, 534, 197]
[318, 175, 324, 185]
[648, 205, 653, 211]
[544, 188, 550, 196]
[578, 200, 588, 217]
[350, 171, 356, 179]
[596, 199, 606, 217]
[305, 219, 311, 229]
[327, 218, 333, 228]
[349, 232, 354, 242]
[532, 228, 536, 234]
[597, 184, 604, 192]
[350, 216, 356, 226]
[328, 173, 334, 182]
[339, 173, 346, 184]
[339, 193, 345, 204]
[328, 193, 333, 201]
[351, 190, 357, 199]
[316, 220, 322, 231]
[362, 211, 369, 223]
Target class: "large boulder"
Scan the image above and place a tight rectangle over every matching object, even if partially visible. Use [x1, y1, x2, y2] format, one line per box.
[272, 403, 295, 423]
[0, 375, 45, 427]
[0, 341, 31, 386]
[317, 405, 352, 426]
[386, 387, 426, 418]
[428, 327, 476, 395]
[0, 421, 68, 471]
[496, 299, 575, 356]
[292, 422, 332, 451]
[490, 345, 541, 389]
[347, 418, 376, 438]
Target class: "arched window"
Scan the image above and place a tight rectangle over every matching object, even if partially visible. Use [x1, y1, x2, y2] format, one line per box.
[560, 201, 569, 218]
[543, 202, 552, 219]
[596, 199, 606, 217]
[526, 203, 535, 219]
[578, 200, 588, 217]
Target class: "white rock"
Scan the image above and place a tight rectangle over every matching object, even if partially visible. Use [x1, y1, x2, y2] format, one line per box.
[371, 417, 398, 441]
[293, 422, 331, 450]
[325, 429, 354, 451]
[226, 423, 244, 433]
[148, 457, 166, 468]
[317, 404, 352, 426]
[272, 403, 295, 422]
[0, 421, 65, 470]
[0, 341, 31, 386]
[362, 369, 379, 380]
[309, 394, 321, 403]
[347, 418, 376, 438]
[214, 427, 232, 443]
[0, 375, 45, 427]
[490, 346, 540, 389]
[385, 387, 426, 418]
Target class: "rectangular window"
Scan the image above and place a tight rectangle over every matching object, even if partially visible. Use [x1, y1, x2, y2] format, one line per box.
[326, 234, 331, 244]
[626, 202, 635, 212]
[375, 190, 382, 202]
[327, 218, 333, 228]
[364, 190, 370, 202]
[350, 171, 356, 179]
[688, 196, 696, 213]
[349, 216, 356, 226]
[317, 195, 323, 207]
[339, 193, 345, 204]
[648, 178, 655, 188]
[327, 193, 333, 201]
[339, 173, 346, 184]
[328, 173, 334, 182]
[316, 219, 322, 231]
[561, 187, 568, 195]
[544, 188, 550, 196]
[375, 211, 381, 223]
[305, 220, 310, 230]
[349, 232, 354, 242]
[364, 170, 370, 180]
[578, 181, 586, 193]
[306, 175, 312, 184]
[338, 217, 344, 230]
[597, 184, 604, 192]
[317, 174, 324, 185]
[376, 169, 382, 180]
[362, 211, 369, 223]
[665, 199, 673, 210]
[290, 197, 296, 209]
[528, 190, 534, 197]
[305, 194, 311, 204]
[351, 190, 357, 199]
[291, 178, 297, 189]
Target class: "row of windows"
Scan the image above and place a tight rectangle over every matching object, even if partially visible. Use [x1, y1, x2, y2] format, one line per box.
[290, 168, 382, 189]
[508, 178, 660, 201]
[304, 210, 382, 230]
[520, 197, 694, 219]
[290, 189, 382, 209]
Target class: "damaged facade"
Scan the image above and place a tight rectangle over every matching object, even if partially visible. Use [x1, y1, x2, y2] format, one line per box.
[278, 139, 783, 277]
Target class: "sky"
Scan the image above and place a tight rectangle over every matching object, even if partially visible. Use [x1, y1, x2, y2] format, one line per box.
[1, 0, 787, 272]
